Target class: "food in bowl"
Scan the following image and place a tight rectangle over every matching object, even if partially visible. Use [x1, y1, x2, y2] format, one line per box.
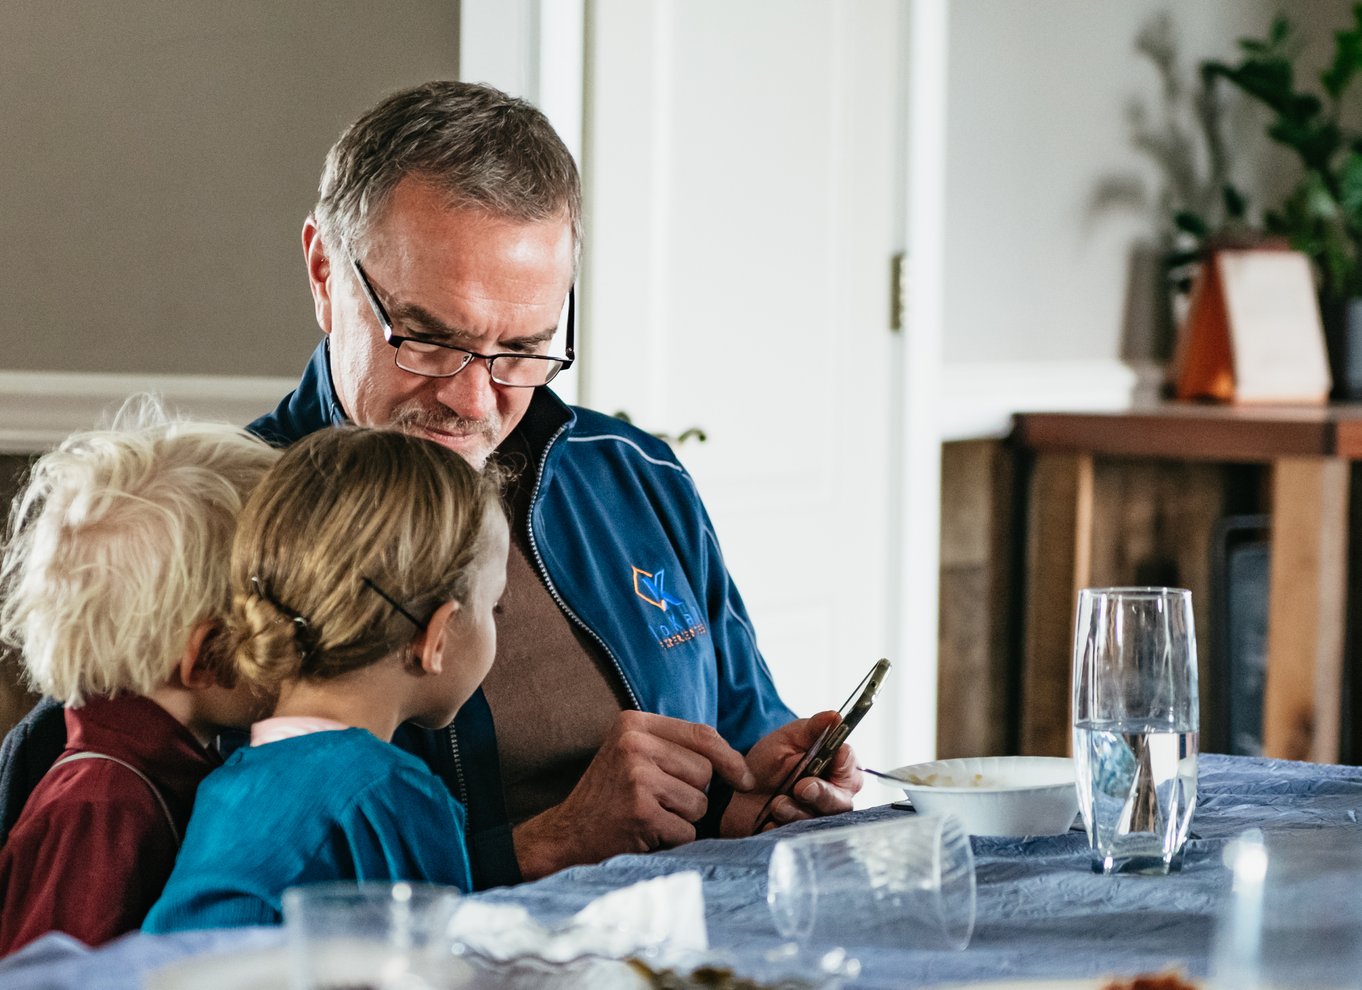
[903, 771, 987, 787]
[1099, 972, 1198, 990]
[885, 756, 1079, 837]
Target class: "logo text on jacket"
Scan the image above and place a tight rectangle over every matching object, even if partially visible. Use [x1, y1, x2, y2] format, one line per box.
[632, 565, 709, 650]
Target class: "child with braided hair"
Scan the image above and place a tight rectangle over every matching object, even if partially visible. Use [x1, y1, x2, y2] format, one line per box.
[144, 426, 508, 932]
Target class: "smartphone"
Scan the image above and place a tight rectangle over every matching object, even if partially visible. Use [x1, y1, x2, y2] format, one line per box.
[751, 657, 891, 834]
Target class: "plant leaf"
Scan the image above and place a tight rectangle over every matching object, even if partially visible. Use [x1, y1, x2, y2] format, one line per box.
[1223, 184, 1248, 220]
[1204, 59, 1296, 115]
[1268, 118, 1342, 174]
[1302, 171, 1342, 220]
[1173, 211, 1210, 238]
[1323, 26, 1362, 98]
[1291, 92, 1324, 120]
[1340, 152, 1362, 220]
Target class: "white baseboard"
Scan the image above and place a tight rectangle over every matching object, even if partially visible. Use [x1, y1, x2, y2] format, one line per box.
[938, 358, 1165, 443]
[0, 371, 298, 453]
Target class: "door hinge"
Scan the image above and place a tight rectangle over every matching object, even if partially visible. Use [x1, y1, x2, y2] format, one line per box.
[890, 251, 908, 332]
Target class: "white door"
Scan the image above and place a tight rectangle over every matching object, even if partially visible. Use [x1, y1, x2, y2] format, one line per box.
[581, 0, 913, 783]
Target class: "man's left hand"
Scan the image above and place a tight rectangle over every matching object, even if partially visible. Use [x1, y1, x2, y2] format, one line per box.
[720, 711, 862, 837]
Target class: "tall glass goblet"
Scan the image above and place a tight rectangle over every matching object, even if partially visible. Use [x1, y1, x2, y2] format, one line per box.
[1072, 587, 1199, 875]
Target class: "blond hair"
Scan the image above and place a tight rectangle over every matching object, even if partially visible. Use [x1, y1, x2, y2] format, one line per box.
[230, 427, 504, 688]
[0, 410, 279, 705]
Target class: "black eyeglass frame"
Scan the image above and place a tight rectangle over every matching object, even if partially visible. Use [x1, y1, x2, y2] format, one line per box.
[351, 257, 575, 387]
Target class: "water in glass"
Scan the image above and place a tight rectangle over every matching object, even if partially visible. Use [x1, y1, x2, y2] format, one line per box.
[1071, 587, 1199, 875]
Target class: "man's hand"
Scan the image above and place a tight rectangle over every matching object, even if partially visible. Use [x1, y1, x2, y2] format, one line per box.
[512, 710, 757, 880]
[720, 711, 863, 837]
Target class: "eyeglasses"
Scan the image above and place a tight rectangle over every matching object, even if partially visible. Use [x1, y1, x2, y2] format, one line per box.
[351, 258, 574, 387]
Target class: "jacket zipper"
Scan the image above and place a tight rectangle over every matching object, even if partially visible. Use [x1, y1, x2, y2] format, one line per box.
[524, 423, 642, 711]
[446, 722, 469, 808]
[443, 418, 642, 806]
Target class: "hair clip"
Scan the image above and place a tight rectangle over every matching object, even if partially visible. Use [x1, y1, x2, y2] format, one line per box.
[361, 576, 424, 631]
[251, 574, 313, 638]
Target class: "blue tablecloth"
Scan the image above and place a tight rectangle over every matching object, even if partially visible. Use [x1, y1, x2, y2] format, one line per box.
[3, 754, 1360, 989]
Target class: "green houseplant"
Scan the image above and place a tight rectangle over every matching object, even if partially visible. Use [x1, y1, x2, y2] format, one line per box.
[1197, 6, 1362, 397]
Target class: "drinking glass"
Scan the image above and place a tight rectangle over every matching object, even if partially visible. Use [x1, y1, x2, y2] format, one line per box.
[1211, 829, 1362, 989]
[766, 813, 976, 950]
[283, 881, 463, 990]
[1071, 586, 1199, 875]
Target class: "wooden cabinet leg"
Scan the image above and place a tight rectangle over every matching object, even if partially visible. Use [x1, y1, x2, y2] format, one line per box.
[1021, 452, 1094, 756]
[1264, 457, 1348, 763]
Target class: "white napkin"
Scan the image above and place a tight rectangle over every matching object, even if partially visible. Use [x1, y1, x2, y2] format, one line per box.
[447, 871, 708, 964]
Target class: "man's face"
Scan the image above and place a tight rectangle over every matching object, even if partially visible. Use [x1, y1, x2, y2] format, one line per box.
[305, 177, 575, 468]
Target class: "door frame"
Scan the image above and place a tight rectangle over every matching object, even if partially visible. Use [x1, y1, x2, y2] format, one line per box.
[893, 0, 949, 760]
[459, 0, 951, 760]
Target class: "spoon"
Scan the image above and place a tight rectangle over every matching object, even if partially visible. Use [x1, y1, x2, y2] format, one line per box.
[859, 766, 910, 785]
[857, 767, 918, 811]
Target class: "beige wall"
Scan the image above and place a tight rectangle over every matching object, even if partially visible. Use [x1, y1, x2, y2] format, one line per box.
[944, 0, 1355, 365]
[1, 2, 457, 378]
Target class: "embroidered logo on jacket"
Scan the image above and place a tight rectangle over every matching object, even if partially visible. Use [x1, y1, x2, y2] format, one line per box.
[632, 565, 708, 649]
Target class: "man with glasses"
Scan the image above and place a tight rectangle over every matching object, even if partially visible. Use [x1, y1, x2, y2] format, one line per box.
[252, 81, 862, 887]
[0, 81, 862, 890]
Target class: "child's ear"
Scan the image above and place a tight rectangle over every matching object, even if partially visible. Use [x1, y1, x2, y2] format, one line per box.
[413, 601, 459, 676]
[177, 620, 224, 691]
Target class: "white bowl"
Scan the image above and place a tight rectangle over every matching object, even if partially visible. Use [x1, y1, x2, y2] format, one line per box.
[886, 756, 1079, 837]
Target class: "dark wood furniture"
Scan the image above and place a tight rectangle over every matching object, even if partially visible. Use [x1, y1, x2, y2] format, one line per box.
[1014, 403, 1362, 763]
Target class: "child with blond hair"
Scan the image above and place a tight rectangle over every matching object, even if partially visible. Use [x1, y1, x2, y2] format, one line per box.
[0, 415, 278, 955]
[143, 426, 508, 931]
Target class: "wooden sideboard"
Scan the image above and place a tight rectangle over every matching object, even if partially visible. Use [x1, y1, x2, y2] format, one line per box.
[1014, 403, 1362, 764]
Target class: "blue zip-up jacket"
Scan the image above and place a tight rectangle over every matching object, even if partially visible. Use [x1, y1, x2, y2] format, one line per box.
[249, 340, 796, 889]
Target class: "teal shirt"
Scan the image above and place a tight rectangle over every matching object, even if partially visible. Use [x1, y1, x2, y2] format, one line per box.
[143, 729, 472, 933]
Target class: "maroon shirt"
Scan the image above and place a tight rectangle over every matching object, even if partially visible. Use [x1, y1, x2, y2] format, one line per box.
[0, 694, 218, 956]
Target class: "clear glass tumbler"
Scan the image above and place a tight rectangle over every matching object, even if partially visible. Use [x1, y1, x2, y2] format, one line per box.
[283, 881, 462, 990]
[1211, 828, 1362, 990]
[766, 814, 976, 950]
[1071, 586, 1199, 875]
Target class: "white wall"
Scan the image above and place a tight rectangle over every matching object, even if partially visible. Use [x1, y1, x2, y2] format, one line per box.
[456, 0, 583, 406]
[943, 0, 1352, 370]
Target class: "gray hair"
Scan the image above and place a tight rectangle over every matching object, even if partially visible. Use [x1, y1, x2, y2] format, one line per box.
[314, 80, 581, 260]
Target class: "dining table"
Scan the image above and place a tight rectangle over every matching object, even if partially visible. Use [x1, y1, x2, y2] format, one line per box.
[2, 753, 1360, 990]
